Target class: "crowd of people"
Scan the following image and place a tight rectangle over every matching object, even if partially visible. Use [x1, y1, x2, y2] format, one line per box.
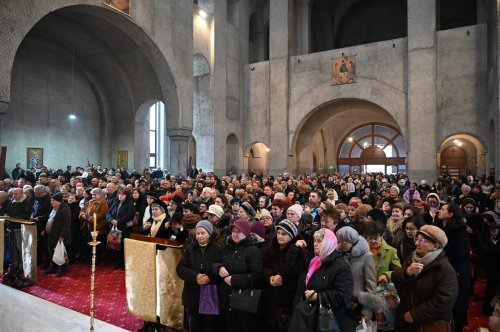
[1, 163, 500, 332]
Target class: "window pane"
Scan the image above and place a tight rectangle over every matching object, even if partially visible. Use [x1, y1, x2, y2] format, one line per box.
[374, 125, 396, 139]
[150, 132, 156, 153]
[393, 136, 407, 157]
[338, 165, 349, 175]
[339, 140, 353, 157]
[149, 106, 156, 130]
[150, 157, 156, 168]
[352, 125, 371, 140]
[351, 145, 362, 158]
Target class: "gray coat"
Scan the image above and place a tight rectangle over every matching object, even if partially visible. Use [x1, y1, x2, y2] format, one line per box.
[338, 237, 382, 331]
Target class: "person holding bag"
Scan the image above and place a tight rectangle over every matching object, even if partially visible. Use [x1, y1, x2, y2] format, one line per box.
[291, 228, 353, 332]
[44, 193, 71, 277]
[176, 220, 223, 332]
[212, 218, 263, 332]
[392, 225, 458, 332]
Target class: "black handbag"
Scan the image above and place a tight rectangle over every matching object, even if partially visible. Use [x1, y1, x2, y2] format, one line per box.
[344, 295, 363, 321]
[317, 292, 341, 332]
[289, 293, 317, 332]
[229, 275, 262, 314]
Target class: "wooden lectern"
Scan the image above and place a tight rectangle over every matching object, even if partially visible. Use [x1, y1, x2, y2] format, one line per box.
[0, 217, 37, 281]
[124, 235, 184, 331]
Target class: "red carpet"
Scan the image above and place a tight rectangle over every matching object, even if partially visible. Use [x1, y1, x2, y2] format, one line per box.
[21, 262, 143, 332]
[465, 278, 490, 332]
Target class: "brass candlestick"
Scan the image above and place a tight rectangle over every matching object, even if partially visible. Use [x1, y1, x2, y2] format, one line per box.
[88, 231, 101, 332]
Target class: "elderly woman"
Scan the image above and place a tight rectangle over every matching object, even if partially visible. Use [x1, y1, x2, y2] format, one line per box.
[336, 227, 381, 332]
[212, 219, 263, 332]
[261, 220, 307, 332]
[364, 221, 401, 284]
[140, 199, 170, 239]
[176, 220, 223, 332]
[396, 216, 423, 264]
[78, 187, 108, 263]
[292, 228, 353, 332]
[237, 201, 257, 223]
[436, 203, 471, 332]
[392, 225, 458, 332]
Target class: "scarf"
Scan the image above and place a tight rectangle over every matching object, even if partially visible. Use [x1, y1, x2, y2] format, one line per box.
[305, 256, 322, 287]
[150, 213, 167, 237]
[411, 248, 443, 266]
[369, 241, 382, 255]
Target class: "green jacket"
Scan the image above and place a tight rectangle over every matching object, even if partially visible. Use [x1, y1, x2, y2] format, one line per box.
[372, 239, 401, 281]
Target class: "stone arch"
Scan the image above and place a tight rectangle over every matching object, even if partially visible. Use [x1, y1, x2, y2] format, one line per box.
[193, 53, 214, 171]
[290, 98, 403, 174]
[246, 142, 269, 175]
[0, 3, 183, 171]
[226, 134, 241, 176]
[438, 134, 487, 178]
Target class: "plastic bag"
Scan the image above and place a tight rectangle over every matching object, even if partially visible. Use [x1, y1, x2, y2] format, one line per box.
[375, 283, 399, 331]
[356, 319, 368, 332]
[52, 239, 67, 266]
[107, 226, 122, 250]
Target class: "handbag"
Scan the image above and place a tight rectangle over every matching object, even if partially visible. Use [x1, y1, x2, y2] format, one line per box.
[289, 293, 317, 332]
[229, 274, 262, 314]
[344, 295, 363, 321]
[52, 239, 68, 266]
[106, 226, 122, 250]
[317, 292, 340, 332]
[199, 284, 220, 315]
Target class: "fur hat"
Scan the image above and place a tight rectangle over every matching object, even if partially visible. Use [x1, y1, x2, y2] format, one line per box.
[276, 219, 298, 239]
[230, 219, 251, 237]
[392, 202, 407, 211]
[418, 225, 448, 248]
[336, 226, 360, 244]
[287, 204, 303, 218]
[241, 201, 256, 218]
[51, 192, 63, 203]
[182, 213, 202, 230]
[207, 204, 224, 219]
[196, 220, 213, 235]
[251, 222, 265, 238]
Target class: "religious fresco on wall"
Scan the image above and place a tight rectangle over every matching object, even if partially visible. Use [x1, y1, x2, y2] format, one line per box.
[27, 148, 43, 169]
[331, 55, 356, 85]
[104, 0, 130, 15]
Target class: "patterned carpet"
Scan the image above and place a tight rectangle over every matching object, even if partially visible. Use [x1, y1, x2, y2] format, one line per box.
[21, 262, 143, 332]
[465, 278, 490, 332]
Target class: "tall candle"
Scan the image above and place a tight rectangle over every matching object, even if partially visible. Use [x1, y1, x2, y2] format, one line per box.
[93, 213, 97, 233]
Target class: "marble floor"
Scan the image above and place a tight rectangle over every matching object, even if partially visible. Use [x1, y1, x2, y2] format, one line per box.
[0, 284, 129, 332]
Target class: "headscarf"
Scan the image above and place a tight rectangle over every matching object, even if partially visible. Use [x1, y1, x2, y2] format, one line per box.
[483, 211, 500, 242]
[305, 228, 337, 286]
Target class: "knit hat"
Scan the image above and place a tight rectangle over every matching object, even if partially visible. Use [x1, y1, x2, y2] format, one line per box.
[251, 222, 265, 238]
[207, 204, 224, 219]
[151, 199, 168, 213]
[276, 219, 298, 239]
[230, 219, 251, 237]
[51, 192, 63, 203]
[273, 192, 287, 202]
[392, 202, 407, 211]
[418, 225, 448, 248]
[182, 213, 202, 230]
[287, 204, 303, 218]
[336, 226, 360, 244]
[241, 201, 256, 218]
[258, 208, 272, 220]
[196, 220, 213, 235]
[390, 186, 400, 194]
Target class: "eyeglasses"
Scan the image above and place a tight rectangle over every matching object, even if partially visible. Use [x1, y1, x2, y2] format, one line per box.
[415, 237, 431, 244]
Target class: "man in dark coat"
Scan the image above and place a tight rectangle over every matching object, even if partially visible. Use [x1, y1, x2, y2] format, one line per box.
[44, 193, 71, 277]
[6, 188, 32, 275]
[30, 184, 52, 267]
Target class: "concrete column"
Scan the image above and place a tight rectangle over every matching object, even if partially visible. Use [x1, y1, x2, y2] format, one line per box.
[406, 0, 438, 182]
[296, 0, 311, 55]
[168, 129, 191, 176]
[268, 0, 292, 175]
[0, 101, 8, 147]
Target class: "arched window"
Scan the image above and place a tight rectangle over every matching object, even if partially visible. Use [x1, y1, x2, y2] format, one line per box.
[337, 123, 406, 174]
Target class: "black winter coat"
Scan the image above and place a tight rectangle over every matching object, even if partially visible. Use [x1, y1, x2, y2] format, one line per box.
[32, 194, 52, 232]
[392, 251, 458, 332]
[106, 198, 135, 237]
[435, 217, 471, 312]
[212, 237, 263, 309]
[294, 251, 354, 324]
[48, 203, 72, 248]
[176, 239, 223, 311]
[7, 198, 32, 229]
[262, 235, 308, 328]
